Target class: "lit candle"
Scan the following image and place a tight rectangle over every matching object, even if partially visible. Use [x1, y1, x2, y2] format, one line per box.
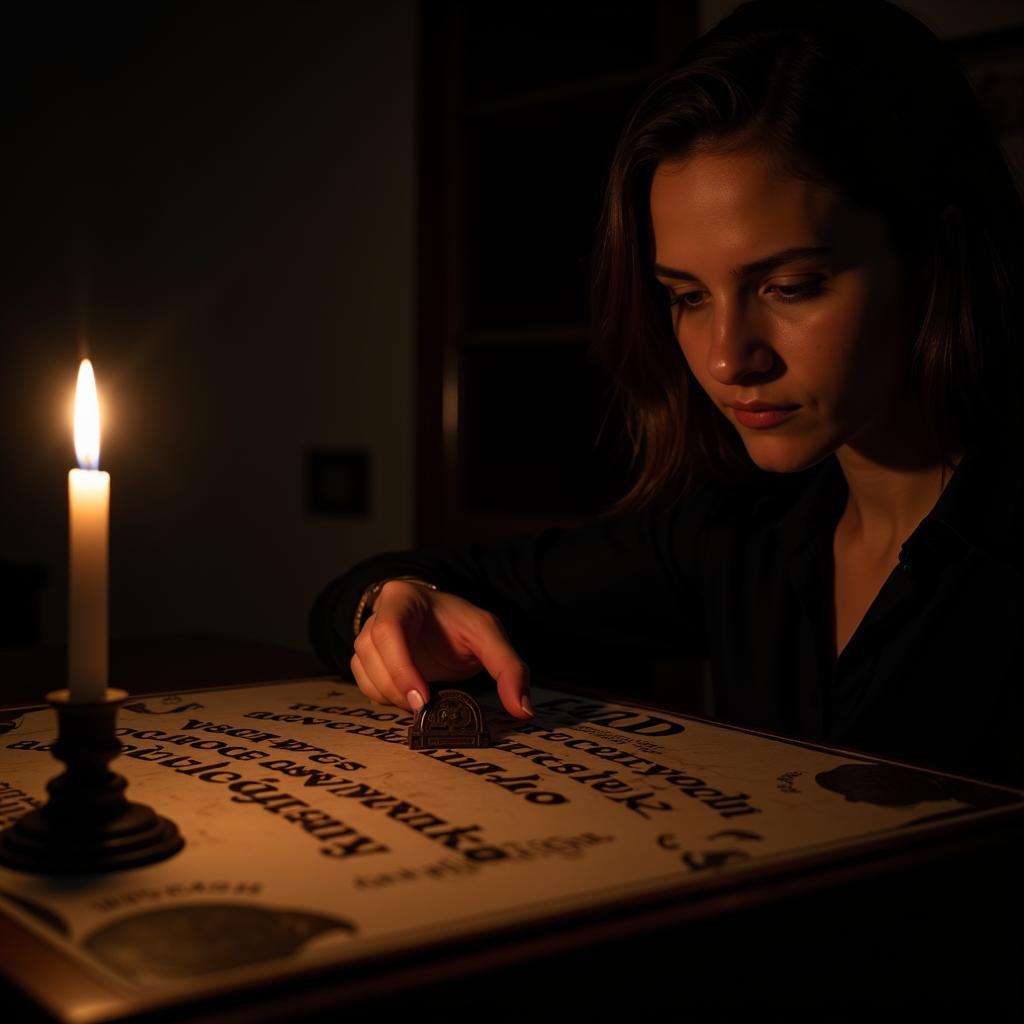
[68, 359, 109, 702]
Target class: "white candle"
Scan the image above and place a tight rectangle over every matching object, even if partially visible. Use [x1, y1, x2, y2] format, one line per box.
[68, 359, 109, 702]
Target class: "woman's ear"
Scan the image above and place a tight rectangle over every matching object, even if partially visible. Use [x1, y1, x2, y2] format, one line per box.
[932, 202, 968, 244]
[897, 239, 932, 341]
[905, 203, 967, 335]
[930, 203, 970, 265]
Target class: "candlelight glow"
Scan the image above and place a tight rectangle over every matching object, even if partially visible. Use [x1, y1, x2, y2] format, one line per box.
[74, 359, 101, 470]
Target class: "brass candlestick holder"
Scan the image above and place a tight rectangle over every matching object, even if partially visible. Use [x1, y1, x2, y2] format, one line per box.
[0, 689, 183, 873]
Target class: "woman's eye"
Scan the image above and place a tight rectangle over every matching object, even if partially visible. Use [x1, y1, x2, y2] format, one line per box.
[668, 290, 707, 310]
[764, 279, 826, 302]
[665, 278, 825, 312]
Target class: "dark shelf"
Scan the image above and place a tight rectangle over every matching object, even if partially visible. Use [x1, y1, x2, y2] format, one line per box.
[463, 84, 642, 331]
[461, 1, 662, 104]
[416, 1, 700, 544]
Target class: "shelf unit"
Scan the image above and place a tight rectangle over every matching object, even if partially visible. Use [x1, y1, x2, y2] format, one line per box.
[415, 1, 699, 546]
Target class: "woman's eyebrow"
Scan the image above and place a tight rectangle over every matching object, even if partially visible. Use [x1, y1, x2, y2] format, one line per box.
[653, 245, 834, 282]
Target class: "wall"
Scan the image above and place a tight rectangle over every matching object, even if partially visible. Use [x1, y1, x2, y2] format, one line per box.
[1, 3, 417, 652]
[700, 0, 1024, 36]
[6, 1, 1018, 657]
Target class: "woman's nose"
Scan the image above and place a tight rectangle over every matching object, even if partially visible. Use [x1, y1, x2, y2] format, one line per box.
[706, 303, 777, 385]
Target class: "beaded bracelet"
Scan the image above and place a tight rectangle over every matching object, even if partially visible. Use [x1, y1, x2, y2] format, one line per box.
[352, 577, 439, 639]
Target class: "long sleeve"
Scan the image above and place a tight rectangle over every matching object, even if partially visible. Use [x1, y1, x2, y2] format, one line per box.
[308, 489, 715, 684]
[312, 450, 1024, 786]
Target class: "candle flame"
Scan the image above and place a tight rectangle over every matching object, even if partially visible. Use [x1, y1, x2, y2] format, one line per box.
[74, 359, 101, 470]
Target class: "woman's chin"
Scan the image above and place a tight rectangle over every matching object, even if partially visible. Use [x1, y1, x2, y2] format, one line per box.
[740, 434, 835, 475]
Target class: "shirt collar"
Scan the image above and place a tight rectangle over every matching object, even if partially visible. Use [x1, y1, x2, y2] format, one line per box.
[902, 446, 1024, 575]
[925, 446, 1022, 551]
[775, 447, 1024, 575]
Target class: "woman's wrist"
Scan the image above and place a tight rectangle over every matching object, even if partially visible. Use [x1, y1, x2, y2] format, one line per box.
[352, 577, 439, 638]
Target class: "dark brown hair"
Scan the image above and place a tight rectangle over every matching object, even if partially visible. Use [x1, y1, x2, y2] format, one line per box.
[592, 0, 1024, 509]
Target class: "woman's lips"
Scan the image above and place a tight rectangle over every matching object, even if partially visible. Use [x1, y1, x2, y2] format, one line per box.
[728, 402, 800, 429]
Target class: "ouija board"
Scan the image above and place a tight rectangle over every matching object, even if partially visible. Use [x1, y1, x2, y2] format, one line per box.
[0, 677, 1021, 1021]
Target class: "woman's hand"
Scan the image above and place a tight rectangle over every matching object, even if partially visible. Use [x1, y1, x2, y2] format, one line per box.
[351, 580, 533, 719]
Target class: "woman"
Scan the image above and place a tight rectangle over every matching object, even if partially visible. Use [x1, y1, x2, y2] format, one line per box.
[310, 0, 1024, 787]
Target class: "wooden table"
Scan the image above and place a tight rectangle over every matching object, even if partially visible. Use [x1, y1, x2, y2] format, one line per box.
[0, 637, 1020, 1020]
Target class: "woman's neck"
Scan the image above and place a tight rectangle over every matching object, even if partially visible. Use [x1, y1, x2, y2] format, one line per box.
[834, 443, 958, 553]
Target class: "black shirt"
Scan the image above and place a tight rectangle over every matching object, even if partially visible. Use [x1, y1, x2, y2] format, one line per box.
[309, 448, 1024, 788]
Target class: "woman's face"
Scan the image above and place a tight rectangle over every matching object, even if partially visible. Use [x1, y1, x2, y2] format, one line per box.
[650, 147, 918, 473]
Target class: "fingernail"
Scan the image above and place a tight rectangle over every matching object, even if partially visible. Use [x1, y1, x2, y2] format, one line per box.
[407, 690, 425, 712]
[520, 693, 533, 717]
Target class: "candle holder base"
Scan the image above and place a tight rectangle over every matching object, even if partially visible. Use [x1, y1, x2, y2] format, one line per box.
[0, 689, 184, 874]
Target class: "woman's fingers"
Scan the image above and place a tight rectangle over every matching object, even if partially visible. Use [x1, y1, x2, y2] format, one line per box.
[350, 651, 389, 705]
[353, 586, 533, 719]
[362, 627, 428, 712]
[494, 657, 533, 719]
[353, 608, 431, 711]
[469, 613, 533, 719]
[369, 607, 431, 710]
